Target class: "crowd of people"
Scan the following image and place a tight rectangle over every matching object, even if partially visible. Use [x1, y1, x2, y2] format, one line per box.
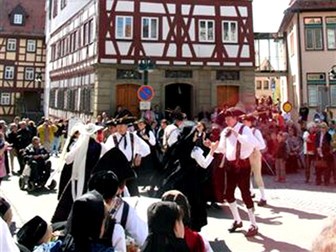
[0, 99, 335, 251]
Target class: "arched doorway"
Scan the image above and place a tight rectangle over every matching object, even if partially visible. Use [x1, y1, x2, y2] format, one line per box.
[165, 83, 193, 118]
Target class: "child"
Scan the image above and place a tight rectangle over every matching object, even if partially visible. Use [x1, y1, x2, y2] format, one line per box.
[274, 132, 288, 182]
[16, 215, 62, 252]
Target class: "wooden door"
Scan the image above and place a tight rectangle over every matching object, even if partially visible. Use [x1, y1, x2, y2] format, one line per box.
[217, 85, 239, 108]
[116, 84, 140, 117]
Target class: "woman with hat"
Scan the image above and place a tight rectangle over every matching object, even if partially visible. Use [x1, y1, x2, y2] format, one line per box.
[51, 123, 104, 223]
[135, 118, 159, 192]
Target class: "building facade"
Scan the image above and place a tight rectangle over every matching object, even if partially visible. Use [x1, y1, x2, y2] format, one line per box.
[0, 0, 46, 121]
[279, 0, 336, 119]
[46, 0, 255, 120]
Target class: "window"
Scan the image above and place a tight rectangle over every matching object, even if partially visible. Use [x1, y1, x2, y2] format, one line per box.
[60, 0, 67, 10]
[165, 70, 193, 78]
[0, 93, 10, 105]
[263, 80, 269, 90]
[53, 0, 58, 18]
[307, 73, 326, 106]
[326, 17, 336, 50]
[142, 17, 158, 40]
[117, 69, 142, 79]
[199, 20, 214, 42]
[222, 21, 238, 43]
[330, 85, 336, 106]
[304, 17, 323, 50]
[289, 32, 294, 56]
[25, 67, 34, 80]
[116, 16, 133, 39]
[7, 39, 16, 51]
[216, 70, 240, 80]
[13, 14, 23, 24]
[256, 80, 262, 90]
[4, 66, 14, 79]
[83, 20, 94, 45]
[27, 40, 36, 52]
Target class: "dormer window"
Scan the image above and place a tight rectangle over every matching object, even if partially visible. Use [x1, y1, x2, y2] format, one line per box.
[13, 14, 23, 24]
[9, 4, 27, 26]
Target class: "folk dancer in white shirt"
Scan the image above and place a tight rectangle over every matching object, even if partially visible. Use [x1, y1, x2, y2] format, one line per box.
[242, 114, 267, 207]
[216, 107, 260, 237]
[103, 116, 150, 196]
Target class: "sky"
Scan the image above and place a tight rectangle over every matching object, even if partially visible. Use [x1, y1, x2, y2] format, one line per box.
[252, 0, 291, 32]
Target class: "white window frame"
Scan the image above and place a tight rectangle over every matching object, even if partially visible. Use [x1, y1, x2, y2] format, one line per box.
[304, 17, 323, 50]
[199, 20, 215, 42]
[7, 39, 16, 51]
[25, 67, 35, 80]
[141, 17, 158, 40]
[326, 17, 336, 50]
[27, 40, 36, 52]
[4, 66, 14, 79]
[116, 16, 133, 39]
[222, 21, 238, 43]
[0, 93, 10, 105]
[330, 85, 336, 106]
[13, 14, 23, 24]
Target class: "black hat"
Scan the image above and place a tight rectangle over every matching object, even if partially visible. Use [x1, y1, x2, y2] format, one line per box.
[105, 119, 117, 127]
[223, 107, 245, 118]
[0, 197, 10, 218]
[70, 190, 105, 241]
[88, 170, 119, 200]
[17, 216, 48, 250]
[134, 118, 147, 124]
[92, 148, 136, 183]
[171, 111, 184, 121]
[115, 116, 136, 125]
[241, 113, 256, 122]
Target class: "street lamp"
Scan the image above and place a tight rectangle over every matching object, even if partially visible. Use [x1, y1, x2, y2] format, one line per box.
[138, 57, 155, 85]
[35, 72, 42, 84]
[329, 65, 336, 79]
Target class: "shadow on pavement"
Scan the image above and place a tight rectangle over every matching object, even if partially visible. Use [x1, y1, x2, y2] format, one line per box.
[247, 233, 309, 252]
[258, 203, 326, 222]
[209, 239, 232, 252]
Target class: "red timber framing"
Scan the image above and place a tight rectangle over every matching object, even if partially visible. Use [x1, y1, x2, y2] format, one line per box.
[98, 0, 255, 66]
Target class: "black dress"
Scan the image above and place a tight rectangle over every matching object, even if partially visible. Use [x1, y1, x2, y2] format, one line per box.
[157, 126, 208, 231]
[51, 138, 102, 223]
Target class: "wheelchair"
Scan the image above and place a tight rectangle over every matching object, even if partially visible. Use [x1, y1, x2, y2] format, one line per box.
[19, 160, 56, 192]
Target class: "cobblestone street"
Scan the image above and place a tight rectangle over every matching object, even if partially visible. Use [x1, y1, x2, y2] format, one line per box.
[1, 157, 335, 252]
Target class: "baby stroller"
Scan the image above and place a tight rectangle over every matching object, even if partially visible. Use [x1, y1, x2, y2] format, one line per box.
[19, 159, 56, 192]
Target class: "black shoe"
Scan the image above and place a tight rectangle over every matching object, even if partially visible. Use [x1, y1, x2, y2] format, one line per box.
[211, 202, 222, 209]
[228, 221, 243, 233]
[257, 199, 267, 207]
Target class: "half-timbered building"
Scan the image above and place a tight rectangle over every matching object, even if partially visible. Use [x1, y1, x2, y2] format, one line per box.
[46, 0, 255, 120]
[0, 0, 46, 121]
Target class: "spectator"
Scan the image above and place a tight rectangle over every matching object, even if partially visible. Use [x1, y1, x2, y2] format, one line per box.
[0, 218, 19, 252]
[142, 201, 189, 252]
[161, 190, 213, 252]
[311, 216, 336, 252]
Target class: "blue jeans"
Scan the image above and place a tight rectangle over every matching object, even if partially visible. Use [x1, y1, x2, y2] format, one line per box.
[51, 137, 61, 155]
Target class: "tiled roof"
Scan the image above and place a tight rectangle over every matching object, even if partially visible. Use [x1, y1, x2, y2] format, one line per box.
[289, 0, 336, 11]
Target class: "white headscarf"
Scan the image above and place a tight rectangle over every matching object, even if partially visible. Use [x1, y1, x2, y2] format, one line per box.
[0, 218, 19, 252]
[70, 123, 103, 200]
